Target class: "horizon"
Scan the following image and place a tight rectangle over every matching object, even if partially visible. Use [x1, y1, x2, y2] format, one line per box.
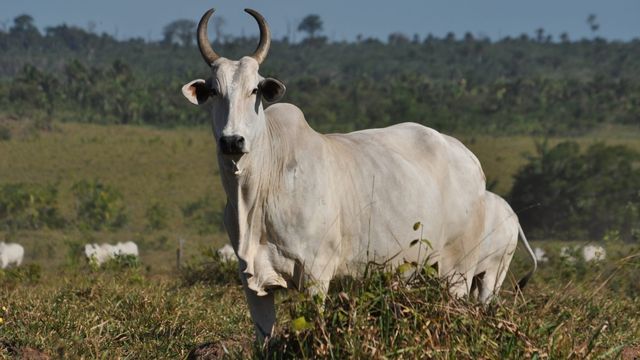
[2, 1, 639, 43]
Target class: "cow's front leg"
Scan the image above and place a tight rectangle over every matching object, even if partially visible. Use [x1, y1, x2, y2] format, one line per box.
[240, 271, 276, 341]
[306, 279, 330, 311]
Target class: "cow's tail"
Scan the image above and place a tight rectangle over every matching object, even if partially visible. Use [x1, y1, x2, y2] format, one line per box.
[516, 224, 537, 291]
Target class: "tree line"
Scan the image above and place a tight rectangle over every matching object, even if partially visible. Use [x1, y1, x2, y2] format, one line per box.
[0, 14, 639, 135]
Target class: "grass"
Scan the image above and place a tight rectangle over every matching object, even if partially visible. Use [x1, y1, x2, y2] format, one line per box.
[1, 247, 639, 358]
[1, 122, 640, 358]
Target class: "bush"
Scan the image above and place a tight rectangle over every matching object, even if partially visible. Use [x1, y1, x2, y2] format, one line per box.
[179, 246, 239, 286]
[0, 183, 64, 230]
[509, 141, 640, 241]
[181, 194, 224, 235]
[71, 180, 127, 230]
[266, 265, 545, 359]
[99, 254, 141, 271]
[145, 202, 168, 230]
[0, 125, 11, 141]
[0, 264, 41, 290]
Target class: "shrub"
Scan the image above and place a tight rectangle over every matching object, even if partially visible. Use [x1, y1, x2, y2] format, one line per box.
[0, 264, 41, 290]
[99, 254, 141, 271]
[509, 141, 640, 241]
[0, 183, 64, 230]
[145, 202, 168, 230]
[179, 246, 239, 286]
[0, 125, 11, 141]
[266, 265, 544, 359]
[71, 180, 127, 230]
[181, 194, 224, 235]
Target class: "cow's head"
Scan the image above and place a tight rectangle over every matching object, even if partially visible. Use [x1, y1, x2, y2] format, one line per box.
[182, 9, 286, 156]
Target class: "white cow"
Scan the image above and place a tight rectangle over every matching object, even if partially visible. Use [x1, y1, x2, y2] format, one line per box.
[560, 244, 606, 263]
[85, 243, 114, 265]
[217, 244, 236, 263]
[472, 192, 537, 303]
[183, 8, 534, 339]
[85, 242, 138, 265]
[582, 245, 606, 262]
[0, 242, 24, 269]
[534, 247, 549, 263]
[115, 241, 139, 257]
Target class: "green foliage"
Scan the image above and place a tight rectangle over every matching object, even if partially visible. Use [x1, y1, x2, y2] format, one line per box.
[1, 17, 640, 135]
[0, 183, 64, 230]
[0, 125, 11, 141]
[179, 246, 239, 286]
[71, 180, 127, 230]
[0, 264, 41, 290]
[145, 202, 168, 230]
[98, 254, 141, 271]
[181, 194, 224, 235]
[510, 141, 640, 240]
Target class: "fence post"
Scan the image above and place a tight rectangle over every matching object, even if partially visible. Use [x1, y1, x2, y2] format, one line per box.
[177, 238, 185, 270]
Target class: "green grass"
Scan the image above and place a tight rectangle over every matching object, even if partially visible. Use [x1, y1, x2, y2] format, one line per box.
[1, 122, 640, 358]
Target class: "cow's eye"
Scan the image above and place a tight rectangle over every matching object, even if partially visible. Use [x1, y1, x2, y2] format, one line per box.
[210, 88, 219, 97]
[251, 88, 258, 95]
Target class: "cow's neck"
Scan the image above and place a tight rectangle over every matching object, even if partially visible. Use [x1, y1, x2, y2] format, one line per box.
[217, 110, 294, 288]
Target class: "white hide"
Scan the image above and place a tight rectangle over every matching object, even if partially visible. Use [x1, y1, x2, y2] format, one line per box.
[473, 192, 537, 303]
[0, 242, 24, 269]
[217, 244, 236, 263]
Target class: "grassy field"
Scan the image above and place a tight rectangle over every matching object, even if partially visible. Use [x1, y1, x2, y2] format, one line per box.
[1, 121, 640, 358]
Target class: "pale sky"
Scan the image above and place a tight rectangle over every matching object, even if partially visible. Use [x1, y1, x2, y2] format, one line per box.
[1, 0, 639, 42]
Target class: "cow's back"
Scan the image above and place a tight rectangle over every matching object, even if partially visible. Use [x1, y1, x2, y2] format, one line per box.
[323, 122, 486, 275]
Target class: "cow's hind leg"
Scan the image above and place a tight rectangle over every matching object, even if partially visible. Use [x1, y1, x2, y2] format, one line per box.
[478, 270, 498, 303]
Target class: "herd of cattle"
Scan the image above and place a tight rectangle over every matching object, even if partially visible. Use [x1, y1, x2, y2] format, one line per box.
[0, 241, 606, 270]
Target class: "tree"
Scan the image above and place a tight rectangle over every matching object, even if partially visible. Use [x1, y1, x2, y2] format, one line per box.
[298, 14, 323, 39]
[587, 14, 600, 36]
[509, 141, 640, 241]
[10, 14, 38, 34]
[162, 19, 196, 46]
[9, 14, 41, 48]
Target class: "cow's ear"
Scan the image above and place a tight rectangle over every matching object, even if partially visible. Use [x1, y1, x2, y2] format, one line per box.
[182, 79, 211, 105]
[259, 78, 286, 103]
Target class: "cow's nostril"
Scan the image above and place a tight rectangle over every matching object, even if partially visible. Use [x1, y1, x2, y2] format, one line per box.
[219, 135, 246, 155]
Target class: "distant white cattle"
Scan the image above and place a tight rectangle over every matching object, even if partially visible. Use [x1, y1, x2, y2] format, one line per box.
[217, 244, 236, 263]
[473, 192, 537, 303]
[0, 242, 24, 269]
[115, 241, 139, 257]
[534, 247, 549, 263]
[559, 246, 576, 263]
[560, 244, 606, 263]
[85, 241, 139, 265]
[582, 245, 606, 262]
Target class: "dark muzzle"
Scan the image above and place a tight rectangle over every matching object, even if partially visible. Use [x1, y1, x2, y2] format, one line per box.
[219, 135, 245, 155]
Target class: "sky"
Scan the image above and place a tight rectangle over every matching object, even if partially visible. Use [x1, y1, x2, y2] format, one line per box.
[1, 0, 639, 42]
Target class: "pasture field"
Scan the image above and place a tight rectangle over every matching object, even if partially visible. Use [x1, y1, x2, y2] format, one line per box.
[1, 122, 640, 358]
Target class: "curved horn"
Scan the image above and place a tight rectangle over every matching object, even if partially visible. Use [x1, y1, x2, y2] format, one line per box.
[197, 8, 220, 65]
[244, 8, 271, 64]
